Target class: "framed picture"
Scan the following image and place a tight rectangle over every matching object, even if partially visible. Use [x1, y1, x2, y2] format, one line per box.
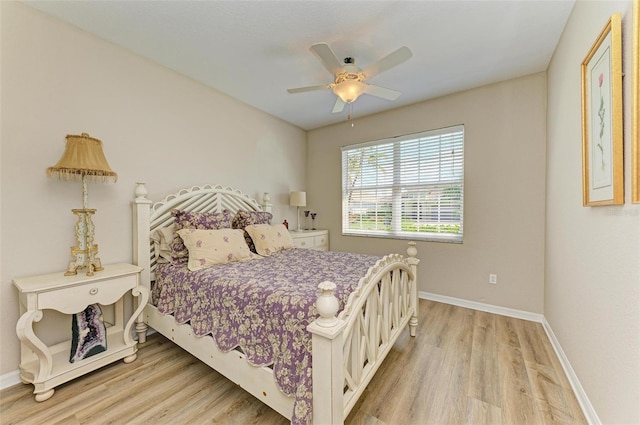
[633, 0, 639, 203]
[581, 13, 623, 206]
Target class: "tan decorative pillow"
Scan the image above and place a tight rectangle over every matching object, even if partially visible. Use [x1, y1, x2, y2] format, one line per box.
[177, 228, 253, 271]
[244, 224, 294, 256]
[170, 209, 233, 263]
[151, 224, 175, 263]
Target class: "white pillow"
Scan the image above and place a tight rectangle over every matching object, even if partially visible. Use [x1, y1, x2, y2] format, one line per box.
[151, 224, 175, 263]
[177, 228, 253, 271]
[244, 224, 294, 256]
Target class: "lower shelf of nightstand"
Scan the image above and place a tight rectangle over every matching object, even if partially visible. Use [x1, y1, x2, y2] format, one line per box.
[19, 329, 137, 393]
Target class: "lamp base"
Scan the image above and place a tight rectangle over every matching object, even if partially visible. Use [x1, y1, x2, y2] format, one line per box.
[65, 208, 104, 276]
[65, 249, 103, 277]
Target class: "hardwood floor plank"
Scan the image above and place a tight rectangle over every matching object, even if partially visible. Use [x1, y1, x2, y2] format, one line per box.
[516, 319, 555, 367]
[525, 360, 587, 425]
[495, 316, 521, 349]
[498, 339, 544, 425]
[0, 300, 588, 425]
[432, 305, 474, 425]
[469, 311, 501, 407]
[78, 357, 205, 424]
[2, 383, 109, 425]
[465, 396, 502, 425]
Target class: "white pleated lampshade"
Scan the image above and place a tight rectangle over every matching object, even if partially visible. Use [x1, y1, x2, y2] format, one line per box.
[290, 191, 306, 207]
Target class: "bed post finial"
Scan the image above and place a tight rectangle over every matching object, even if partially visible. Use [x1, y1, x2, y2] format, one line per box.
[407, 241, 417, 259]
[316, 281, 340, 327]
[134, 182, 148, 201]
[262, 192, 272, 213]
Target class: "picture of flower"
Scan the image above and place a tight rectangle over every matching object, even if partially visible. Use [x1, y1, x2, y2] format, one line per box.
[597, 72, 605, 170]
[581, 12, 623, 206]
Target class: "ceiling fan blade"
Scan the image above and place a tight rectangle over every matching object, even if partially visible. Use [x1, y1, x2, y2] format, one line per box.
[364, 84, 402, 101]
[287, 84, 331, 94]
[310, 43, 344, 75]
[362, 46, 412, 79]
[332, 97, 346, 113]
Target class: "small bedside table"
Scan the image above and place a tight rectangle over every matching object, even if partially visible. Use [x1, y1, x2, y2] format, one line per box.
[289, 229, 329, 251]
[13, 263, 148, 402]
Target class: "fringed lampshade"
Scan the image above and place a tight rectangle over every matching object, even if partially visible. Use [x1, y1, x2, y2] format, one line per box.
[47, 133, 117, 276]
[47, 133, 117, 186]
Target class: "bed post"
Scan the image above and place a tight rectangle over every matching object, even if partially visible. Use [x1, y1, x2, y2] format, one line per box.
[262, 192, 272, 213]
[407, 241, 419, 337]
[132, 182, 152, 343]
[307, 281, 346, 425]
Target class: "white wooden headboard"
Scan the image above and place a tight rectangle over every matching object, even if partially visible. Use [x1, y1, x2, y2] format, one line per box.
[132, 183, 272, 285]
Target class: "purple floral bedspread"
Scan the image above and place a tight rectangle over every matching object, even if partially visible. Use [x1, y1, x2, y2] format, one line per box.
[153, 248, 381, 424]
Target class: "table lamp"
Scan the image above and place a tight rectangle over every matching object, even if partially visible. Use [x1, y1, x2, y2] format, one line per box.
[289, 191, 306, 232]
[46, 133, 117, 276]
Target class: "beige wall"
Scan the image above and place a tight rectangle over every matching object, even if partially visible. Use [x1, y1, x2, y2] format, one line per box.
[0, 2, 306, 376]
[546, 1, 639, 423]
[308, 73, 547, 314]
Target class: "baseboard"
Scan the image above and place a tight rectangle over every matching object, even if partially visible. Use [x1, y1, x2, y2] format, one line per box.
[419, 291, 544, 323]
[419, 291, 600, 425]
[1, 370, 22, 391]
[542, 318, 601, 425]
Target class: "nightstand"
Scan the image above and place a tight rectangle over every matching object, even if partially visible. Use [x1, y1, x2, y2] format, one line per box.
[13, 263, 148, 402]
[289, 229, 329, 251]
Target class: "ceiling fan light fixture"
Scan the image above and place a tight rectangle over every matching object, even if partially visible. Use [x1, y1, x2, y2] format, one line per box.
[333, 79, 365, 103]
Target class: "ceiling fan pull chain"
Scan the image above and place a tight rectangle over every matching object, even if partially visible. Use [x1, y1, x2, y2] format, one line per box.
[348, 103, 355, 128]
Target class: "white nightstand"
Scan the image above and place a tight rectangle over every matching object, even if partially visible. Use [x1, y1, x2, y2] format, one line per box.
[289, 229, 329, 251]
[13, 263, 148, 402]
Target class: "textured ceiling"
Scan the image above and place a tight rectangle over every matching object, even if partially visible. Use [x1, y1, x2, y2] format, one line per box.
[26, 0, 575, 130]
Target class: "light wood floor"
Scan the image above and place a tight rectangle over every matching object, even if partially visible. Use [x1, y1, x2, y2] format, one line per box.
[1, 300, 587, 425]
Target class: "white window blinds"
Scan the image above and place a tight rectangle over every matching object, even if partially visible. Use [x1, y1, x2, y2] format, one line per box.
[341, 125, 464, 243]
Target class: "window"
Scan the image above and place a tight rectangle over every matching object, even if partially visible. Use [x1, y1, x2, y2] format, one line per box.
[341, 125, 464, 243]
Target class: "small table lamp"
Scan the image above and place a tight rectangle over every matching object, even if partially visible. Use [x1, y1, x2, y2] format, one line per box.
[289, 191, 306, 232]
[47, 133, 117, 276]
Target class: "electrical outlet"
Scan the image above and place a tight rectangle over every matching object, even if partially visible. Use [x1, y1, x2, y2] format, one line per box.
[489, 274, 497, 284]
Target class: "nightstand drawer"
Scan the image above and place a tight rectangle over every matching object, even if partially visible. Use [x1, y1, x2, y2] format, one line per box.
[293, 236, 314, 249]
[313, 235, 328, 248]
[37, 274, 137, 313]
[290, 229, 329, 251]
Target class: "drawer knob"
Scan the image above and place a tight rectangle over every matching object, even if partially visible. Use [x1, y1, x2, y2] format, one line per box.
[89, 288, 99, 295]
[301, 241, 306, 246]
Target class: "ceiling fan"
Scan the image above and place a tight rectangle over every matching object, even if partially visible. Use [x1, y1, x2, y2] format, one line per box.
[287, 43, 413, 113]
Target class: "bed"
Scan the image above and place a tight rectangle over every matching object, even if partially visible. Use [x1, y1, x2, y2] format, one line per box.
[132, 183, 419, 425]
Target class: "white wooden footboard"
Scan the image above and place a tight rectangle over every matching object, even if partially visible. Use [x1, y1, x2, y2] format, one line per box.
[308, 243, 419, 425]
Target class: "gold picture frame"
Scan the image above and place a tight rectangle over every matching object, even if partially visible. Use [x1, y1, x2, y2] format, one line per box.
[633, 0, 639, 203]
[581, 13, 624, 206]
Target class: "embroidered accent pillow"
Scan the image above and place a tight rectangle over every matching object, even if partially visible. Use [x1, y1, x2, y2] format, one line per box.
[170, 209, 232, 263]
[70, 304, 107, 363]
[231, 210, 273, 253]
[177, 228, 253, 271]
[244, 224, 294, 256]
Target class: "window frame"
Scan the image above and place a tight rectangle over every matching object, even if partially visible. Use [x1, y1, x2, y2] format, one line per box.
[341, 125, 464, 243]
